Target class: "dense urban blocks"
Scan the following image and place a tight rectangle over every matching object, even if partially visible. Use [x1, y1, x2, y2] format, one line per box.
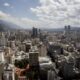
[0, 26, 80, 80]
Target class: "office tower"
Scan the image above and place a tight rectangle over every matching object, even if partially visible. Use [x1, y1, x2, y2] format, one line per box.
[0, 51, 5, 62]
[29, 52, 39, 67]
[29, 52, 40, 80]
[3, 63, 14, 80]
[32, 27, 38, 38]
[21, 41, 31, 52]
[0, 50, 5, 79]
[65, 25, 71, 31]
[0, 32, 6, 47]
[0, 64, 4, 80]
[64, 25, 71, 41]
[38, 43, 47, 57]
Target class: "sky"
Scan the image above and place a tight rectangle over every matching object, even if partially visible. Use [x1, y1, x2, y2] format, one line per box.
[0, 0, 80, 29]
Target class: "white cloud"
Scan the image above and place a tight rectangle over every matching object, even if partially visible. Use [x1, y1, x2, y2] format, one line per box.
[4, 3, 10, 7]
[31, 0, 80, 28]
[3, 2, 14, 9]
[0, 11, 10, 18]
[1, 0, 80, 28]
[0, 11, 42, 29]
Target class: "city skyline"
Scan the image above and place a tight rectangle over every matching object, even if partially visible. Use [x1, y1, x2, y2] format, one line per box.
[0, 0, 80, 29]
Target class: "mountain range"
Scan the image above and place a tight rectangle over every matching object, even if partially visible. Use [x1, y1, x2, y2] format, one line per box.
[0, 19, 80, 32]
[0, 19, 22, 31]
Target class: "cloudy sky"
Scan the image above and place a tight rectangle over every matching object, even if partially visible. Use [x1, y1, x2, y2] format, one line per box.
[0, 0, 80, 29]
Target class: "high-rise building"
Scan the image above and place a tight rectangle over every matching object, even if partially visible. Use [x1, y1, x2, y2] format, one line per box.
[0, 32, 6, 47]
[64, 25, 71, 41]
[32, 27, 38, 38]
[65, 25, 71, 31]
[29, 51, 40, 80]
[38, 43, 47, 57]
[0, 64, 4, 80]
[29, 51, 39, 66]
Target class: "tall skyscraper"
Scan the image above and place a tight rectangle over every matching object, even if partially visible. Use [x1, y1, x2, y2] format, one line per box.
[32, 27, 38, 38]
[29, 52, 39, 66]
[0, 32, 6, 47]
[64, 25, 71, 41]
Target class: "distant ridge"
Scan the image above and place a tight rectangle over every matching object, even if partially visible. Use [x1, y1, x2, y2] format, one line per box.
[43, 27, 80, 32]
[0, 19, 22, 31]
[0, 19, 80, 32]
